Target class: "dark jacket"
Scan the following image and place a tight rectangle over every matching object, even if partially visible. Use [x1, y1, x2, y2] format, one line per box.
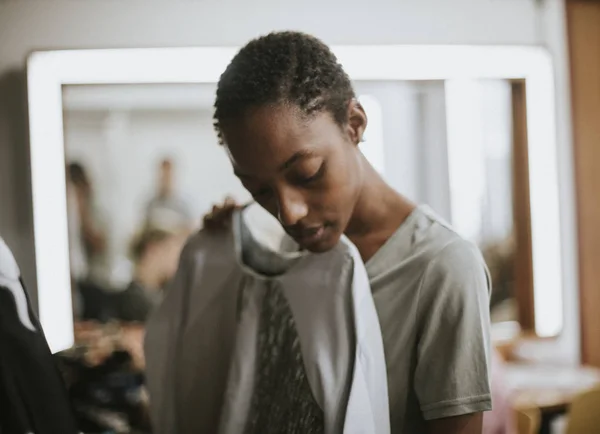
[0, 237, 79, 434]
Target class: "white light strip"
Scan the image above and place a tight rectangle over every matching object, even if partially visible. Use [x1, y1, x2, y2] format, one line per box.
[27, 55, 74, 353]
[27, 45, 563, 352]
[525, 59, 564, 337]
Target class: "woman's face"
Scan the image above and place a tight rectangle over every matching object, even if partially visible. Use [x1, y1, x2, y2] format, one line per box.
[222, 102, 367, 252]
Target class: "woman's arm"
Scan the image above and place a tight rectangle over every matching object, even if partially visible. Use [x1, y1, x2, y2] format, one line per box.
[414, 239, 492, 428]
[426, 413, 483, 434]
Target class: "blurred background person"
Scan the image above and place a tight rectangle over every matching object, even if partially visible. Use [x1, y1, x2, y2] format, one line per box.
[113, 227, 185, 323]
[55, 227, 186, 433]
[66, 162, 113, 321]
[67, 162, 109, 285]
[144, 157, 194, 233]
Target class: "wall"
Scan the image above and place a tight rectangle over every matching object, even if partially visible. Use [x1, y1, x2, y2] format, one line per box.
[0, 0, 539, 67]
[0, 0, 578, 361]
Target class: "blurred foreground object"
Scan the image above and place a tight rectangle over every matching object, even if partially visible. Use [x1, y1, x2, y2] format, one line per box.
[56, 321, 150, 433]
[565, 387, 600, 434]
[0, 237, 79, 434]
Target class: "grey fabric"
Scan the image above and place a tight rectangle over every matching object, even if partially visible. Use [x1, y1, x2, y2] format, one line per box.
[365, 206, 492, 432]
[243, 282, 324, 434]
[145, 229, 242, 434]
[145, 205, 390, 434]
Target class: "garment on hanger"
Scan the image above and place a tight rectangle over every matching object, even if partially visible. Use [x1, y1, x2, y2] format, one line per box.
[145, 205, 390, 434]
[0, 237, 79, 434]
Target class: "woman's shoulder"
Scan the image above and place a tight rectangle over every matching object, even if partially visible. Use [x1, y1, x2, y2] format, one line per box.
[399, 207, 491, 303]
[416, 235, 491, 314]
[410, 206, 486, 273]
[377, 205, 483, 269]
[424, 237, 487, 281]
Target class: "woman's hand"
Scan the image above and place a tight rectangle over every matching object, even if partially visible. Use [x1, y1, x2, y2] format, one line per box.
[202, 197, 241, 231]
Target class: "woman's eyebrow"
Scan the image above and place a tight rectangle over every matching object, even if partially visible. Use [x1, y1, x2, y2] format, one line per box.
[233, 149, 317, 178]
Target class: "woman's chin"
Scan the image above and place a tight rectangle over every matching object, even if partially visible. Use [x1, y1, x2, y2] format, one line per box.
[300, 230, 341, 253]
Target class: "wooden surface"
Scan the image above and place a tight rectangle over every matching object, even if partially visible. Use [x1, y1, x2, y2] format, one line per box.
[506, 363, 600, 414]
[566, 0, 600, 367]
[510, 81, 536, 333]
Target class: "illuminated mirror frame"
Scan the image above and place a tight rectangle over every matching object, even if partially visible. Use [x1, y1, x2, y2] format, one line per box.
[27, 46, 563, 353]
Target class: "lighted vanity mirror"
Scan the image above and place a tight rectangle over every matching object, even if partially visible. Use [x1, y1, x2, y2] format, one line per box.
[27, 46, 565, 356]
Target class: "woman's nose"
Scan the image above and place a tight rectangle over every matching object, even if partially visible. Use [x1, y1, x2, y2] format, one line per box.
[276, 189, 308, 227]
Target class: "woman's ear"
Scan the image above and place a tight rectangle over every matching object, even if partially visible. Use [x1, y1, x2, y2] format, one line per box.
[346, 99, 368, 146]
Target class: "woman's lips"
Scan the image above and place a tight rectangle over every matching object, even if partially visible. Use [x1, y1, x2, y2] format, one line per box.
[294, 226, 325, 245]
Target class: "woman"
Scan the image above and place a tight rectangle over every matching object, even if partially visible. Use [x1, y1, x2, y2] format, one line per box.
[204, 31, 492, 433]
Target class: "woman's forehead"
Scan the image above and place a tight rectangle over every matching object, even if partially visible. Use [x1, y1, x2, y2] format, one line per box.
[224, 105, 307, 147]
[223, 107, 338, 175]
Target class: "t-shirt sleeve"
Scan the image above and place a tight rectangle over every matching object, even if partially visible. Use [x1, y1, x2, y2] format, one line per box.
[414, 239, 492, 421]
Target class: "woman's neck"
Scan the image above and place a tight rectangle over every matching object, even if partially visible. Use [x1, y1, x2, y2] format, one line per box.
[345, 160, 415, 262]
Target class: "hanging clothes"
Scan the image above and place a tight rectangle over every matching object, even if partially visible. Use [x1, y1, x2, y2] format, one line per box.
[0, 237, 79, 434]
[145, 205, 390, 434]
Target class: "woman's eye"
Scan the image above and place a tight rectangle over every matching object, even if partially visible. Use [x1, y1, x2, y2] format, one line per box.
[295, 163, 326, 185]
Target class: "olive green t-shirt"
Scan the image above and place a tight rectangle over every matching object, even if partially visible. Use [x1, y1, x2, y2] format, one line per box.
[367, 205, 492, 432]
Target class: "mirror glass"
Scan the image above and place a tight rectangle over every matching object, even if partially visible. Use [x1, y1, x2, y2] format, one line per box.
[53, 77, 542, 432]
[61, 79, 529, 324]
[62, 83, 250, 297]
